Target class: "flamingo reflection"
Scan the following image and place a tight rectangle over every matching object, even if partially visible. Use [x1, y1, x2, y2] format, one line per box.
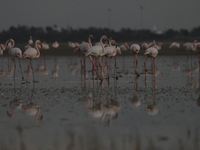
[131, 76, 140, 107]
[22, 83, 43, 123]
[7, 84, 23, 118]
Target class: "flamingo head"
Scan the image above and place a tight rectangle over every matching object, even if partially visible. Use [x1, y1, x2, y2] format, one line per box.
[111, 40, 118, 47]
[73, 48, 80, 53]
[17, 52, 22, 58]
[102, 35, 110, 42]
[36, 40, 42, 48]
[22, 53, 29, 59]
[89, 34, 94, 41]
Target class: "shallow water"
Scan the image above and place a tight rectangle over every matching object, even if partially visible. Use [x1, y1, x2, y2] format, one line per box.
[0, 53, 200, 150]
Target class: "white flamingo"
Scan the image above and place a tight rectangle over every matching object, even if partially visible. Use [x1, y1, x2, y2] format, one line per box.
[22, 40, 43, 82]
[28, 36, 33, 45]
[169, 42, 180, 49]
[52, 41, 59, 48]
[104, 40, 118, 79]
[152, 42, 163, 50]
[144, 47, 158, 77]
[6, 39, 24, 80]
[130, 44, 140, 76]
[73, 34, 94, 63]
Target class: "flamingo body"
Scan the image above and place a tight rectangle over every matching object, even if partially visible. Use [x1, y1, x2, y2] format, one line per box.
[22, 48, 38, 59]
[52, 41, 59, 48]
[10, 47, 22, 58]
[169, 42, 180, 49]
[144, 47, 158, 58]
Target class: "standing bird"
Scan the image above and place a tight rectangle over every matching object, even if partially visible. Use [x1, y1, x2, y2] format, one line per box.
[144, 47, 158, 77]
[169, 42, 180, 49]
[28, 36, 33, 45]
[22, 40, 43, 82]
[130, 44, 140, 76]
[73, 34, 94, 64]
[152, 42, 163, 50]
[141, 40, 156, 49]
[6, 39, 24, 80]
[104, 40, 118, 79]
[52, 41, 59, 49]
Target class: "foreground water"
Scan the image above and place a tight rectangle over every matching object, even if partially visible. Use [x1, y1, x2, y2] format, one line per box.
[0, 53, 200, 150]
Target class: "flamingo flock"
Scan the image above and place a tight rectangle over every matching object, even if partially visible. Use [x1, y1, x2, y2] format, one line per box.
[1, 34, 200, 84]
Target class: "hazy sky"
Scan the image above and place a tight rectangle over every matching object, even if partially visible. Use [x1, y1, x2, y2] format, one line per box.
[0, 0, 200, 32]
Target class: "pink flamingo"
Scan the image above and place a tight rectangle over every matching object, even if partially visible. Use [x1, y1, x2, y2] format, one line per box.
[73, 35, 94, 80]
[85, 35, 110, 81]
[52, 41, 59, 49]
[6, 39, 24, 80]
[144, 47, 158, 78]
[141, 40, 156, 49]
[22, 40, 43, 82]
[0, 44, 6, 77]
[130, 44, 140, 76]
[73, 34, 94, 64]
[28, 36, 33, 45]
[104, 40, 118, 79]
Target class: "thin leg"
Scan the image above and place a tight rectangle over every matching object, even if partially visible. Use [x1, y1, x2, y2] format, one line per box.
[135, 54, 139, 76]
[31, 60, 35, 82]
[26, 60, 32, 82]
[144, 56, 148, 71]
[18, 58, 24, 80]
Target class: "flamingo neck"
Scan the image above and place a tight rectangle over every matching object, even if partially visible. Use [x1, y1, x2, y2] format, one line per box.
[88, 35, 92, 48]
[35, 41, 40, 58]
[100, 36, 106, 55]
[9, 39, 15, 55]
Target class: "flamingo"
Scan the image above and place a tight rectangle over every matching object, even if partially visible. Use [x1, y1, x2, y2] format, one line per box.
[52, 41, 59, 49]
[73, 34, 94, 63]
[144, 47, 158, 76]
[6, 39, 24, 80]
[68, 41, 80, 48]
[193, 40, 200, 52]
[28, 36, 33, 45]
[141, 40, 156, 49]
[0, 44, 6, 77]
[0, 44, 5, 55]
[169, 42, 180, 49]
[85, 35, 110, 81]
[130, 44, 140, 76]
[152, 42, 163, 50]
[22, 40, 43, 82]
[104, 40, 118, 79]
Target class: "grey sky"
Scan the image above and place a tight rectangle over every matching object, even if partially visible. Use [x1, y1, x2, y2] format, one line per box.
[0, 0, 200, 32]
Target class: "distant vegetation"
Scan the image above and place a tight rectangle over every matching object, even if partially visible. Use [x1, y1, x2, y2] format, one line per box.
[0, 25, 200, 44]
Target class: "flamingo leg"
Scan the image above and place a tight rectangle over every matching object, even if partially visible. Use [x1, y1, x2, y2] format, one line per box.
[135, 54, 139, 76]
[115, 56, 118, 80]
[105, 57, 109, 79]
[89, 56, 102, 81]
[26, 59, 32, 82]
[13, 57, 16, 82]
[31, 59, 35, 82]
[99, 56, 104, 79]
[18, 57, 24, 80]
[144, 56, 148, 71]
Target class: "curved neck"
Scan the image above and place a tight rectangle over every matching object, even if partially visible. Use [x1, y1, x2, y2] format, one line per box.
[88, 35, 93, 48]
[8, 39, 15, 55]
[35, 41, 40, 58]
[100, 36, 106, 55]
